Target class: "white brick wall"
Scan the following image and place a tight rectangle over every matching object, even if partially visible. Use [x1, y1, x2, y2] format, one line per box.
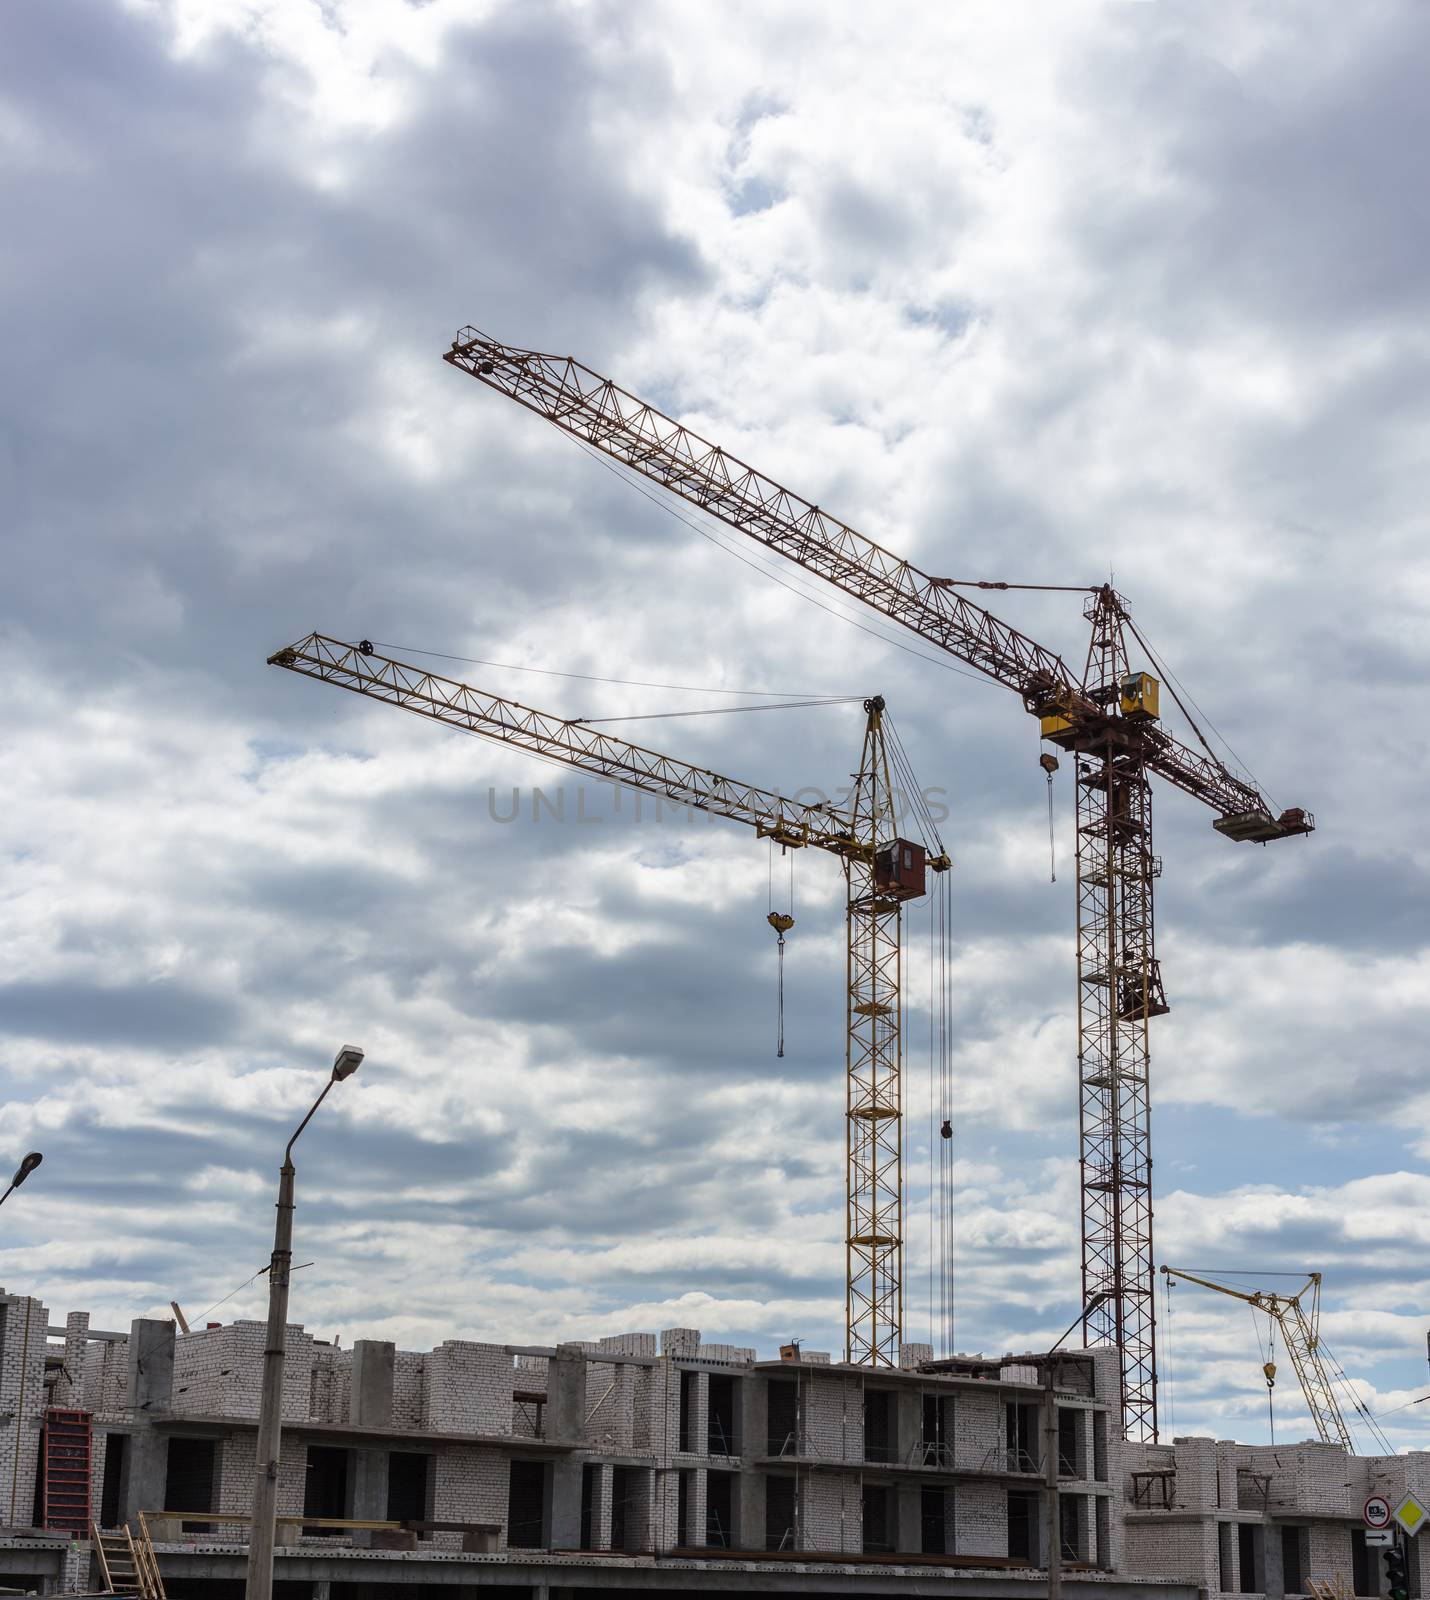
[425, 1341, 515, 1435]
[954, 1480, 1006, 1556]
[392, 1350, 426, 1428]
[953, 1386, 1001, 1472]
[307, 1345, 350, 1423]
[0, 1292, 49, 1522]
[803, 1372, 862, 1462]
[798, 1470, 860, 1552]
[170, 1321, 314, 1422]
[431, 1443, 509, 1542]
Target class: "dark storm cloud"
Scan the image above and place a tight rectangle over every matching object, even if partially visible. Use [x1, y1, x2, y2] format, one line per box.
[0, 979, 238, 1048]
[1083, 2, 1430, 332]
[3, 0, 703, 695]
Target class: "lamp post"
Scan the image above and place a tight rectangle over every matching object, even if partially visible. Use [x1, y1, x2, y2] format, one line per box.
[0, 1151, 43, 1208]
[245, 1046, 363, 1600]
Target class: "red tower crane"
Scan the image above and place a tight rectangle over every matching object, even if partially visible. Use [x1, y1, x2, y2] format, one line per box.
[442, 328, 1314, 1440]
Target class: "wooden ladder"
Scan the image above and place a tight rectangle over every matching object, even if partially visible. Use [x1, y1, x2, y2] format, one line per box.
[1308, 1579, 1353, 1600]
[132, 1514, 167, 1600]
[90, 1521, 166, 1599]
[91, 1524, 141, 1596]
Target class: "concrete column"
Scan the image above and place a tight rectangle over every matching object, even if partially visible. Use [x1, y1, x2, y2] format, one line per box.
[119, 1318, 175, 1528]
[896, 1386, 921, 1469]
[664, 1466, 686, 1551]
[1262, 1517, 1286, 1598]
[687, 1467, 707, 1549]
[350, 1340, 395, 1428]
[737, 1470, 764, 1552]
[548, 1458, 582, 1549]
[896, 1481, 922, 1554]
[693, 1373, 710, 1457]
[549, 1346, 587, 1444]
[348, 1447, 389, 1538]
[738, 1373, 765, 1461]
[593, 1463, 613, 1550]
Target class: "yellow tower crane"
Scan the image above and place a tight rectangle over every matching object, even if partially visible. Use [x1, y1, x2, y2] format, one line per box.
[268, 633, 950, 1367]
[1160, 1265, 1352, 1449]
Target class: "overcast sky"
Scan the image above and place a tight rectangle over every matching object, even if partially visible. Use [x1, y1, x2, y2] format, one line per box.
[4, 0, 1428, 1453]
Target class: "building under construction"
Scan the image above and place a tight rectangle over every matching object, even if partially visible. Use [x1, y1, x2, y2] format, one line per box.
[2, 1283, 1427, 1597]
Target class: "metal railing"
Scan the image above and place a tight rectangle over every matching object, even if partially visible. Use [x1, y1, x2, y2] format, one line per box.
[982, 1444, 1042, 1475]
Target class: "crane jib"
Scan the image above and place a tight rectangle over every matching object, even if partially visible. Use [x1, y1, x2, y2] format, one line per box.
[445, 328, 1311, 841]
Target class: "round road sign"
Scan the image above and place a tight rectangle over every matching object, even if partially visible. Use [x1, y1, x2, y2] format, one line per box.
[1366, 1496, 1392, 1530]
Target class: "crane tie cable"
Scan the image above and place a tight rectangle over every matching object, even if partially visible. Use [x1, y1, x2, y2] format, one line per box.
[570, 696, 861, 725]
[366, 640, 850, 700]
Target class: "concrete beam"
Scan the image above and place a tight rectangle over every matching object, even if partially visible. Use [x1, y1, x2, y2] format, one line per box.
[136, 1542, 1206, 1596]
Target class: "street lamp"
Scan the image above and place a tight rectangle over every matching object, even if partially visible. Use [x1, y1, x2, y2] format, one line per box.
[0, 1152, 43, 1208]
[245, 1047, 363, 1600]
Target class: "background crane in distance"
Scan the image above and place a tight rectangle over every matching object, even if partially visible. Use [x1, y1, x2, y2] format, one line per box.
[443, 327, 1315, 1440]
[1160, 1266, 1369, 1451]
[269, 633, 951, 1368]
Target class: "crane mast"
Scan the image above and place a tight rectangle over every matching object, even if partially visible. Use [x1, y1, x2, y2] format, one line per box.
[268, 633, 948, 1367]
[444, 328, 1314, 1439]
[1070, 589, 1165, 1437]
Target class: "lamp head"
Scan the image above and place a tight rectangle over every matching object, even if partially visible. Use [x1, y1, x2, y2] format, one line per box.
[331, 1046, 364, 1082]
[12, 1152, 43, 1187]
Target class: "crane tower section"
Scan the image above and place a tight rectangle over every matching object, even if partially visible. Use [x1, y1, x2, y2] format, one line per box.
[1054, 590, 1167, 1440]
[847, 696, 915, 1366]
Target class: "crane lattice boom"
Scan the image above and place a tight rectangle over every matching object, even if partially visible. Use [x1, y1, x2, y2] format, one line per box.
[268, 634, 866, 856]
[444, 329, 1307, 833]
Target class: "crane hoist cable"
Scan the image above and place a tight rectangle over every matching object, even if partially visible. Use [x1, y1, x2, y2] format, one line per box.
[1039, 752, 1059, 882]
[1260, 1309, 1278, 1444]
[768, 840, 795, 1058]
[1162, 1271, 1175, 1429]
[937, 865, 956, 1358]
